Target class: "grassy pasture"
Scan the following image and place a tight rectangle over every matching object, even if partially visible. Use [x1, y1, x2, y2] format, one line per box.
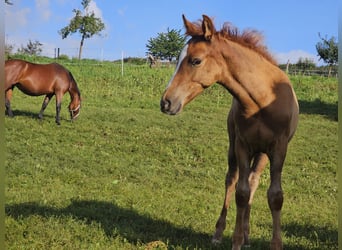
[5, 61, 337, 249]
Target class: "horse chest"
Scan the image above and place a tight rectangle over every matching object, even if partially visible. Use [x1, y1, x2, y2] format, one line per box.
[233, 113, 278, 152]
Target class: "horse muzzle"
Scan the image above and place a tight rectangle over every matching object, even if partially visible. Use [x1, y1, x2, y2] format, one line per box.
[160, 97, 182, 115]
[69, 104, 81, 120]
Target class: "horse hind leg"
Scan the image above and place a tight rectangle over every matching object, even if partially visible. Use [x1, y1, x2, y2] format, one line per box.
[39, 94, 54, 120]
[243, 153, 268, 246]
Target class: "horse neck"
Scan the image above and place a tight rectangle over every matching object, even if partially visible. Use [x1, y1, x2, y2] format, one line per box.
[218, 40, 289, 113]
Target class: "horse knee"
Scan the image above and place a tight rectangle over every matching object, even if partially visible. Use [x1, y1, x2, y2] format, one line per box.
[267, 188, 283, 211]
[235, 186, 250, 208]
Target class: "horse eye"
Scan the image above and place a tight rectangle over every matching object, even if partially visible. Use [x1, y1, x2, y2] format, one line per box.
[191, 58, 202, 66]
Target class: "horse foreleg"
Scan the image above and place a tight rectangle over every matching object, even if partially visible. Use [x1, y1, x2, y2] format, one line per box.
[268, 143, 287, 250]
[243, 153, 268, 246]
[232, 141, 252, 250]
[55, 93, 62, 125]
[39, 94, 53, 120]
[212, 145, 238, 244]
[5, 89, 14, 117]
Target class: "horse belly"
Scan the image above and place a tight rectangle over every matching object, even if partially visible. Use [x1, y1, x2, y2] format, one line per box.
[16, 81, 52, 96]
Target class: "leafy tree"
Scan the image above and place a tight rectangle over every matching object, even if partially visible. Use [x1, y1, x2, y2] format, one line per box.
[59, 0, 105, 60]
[316, 33, 338, 76]
[296, 57, 316, 72]
[146, 28, 186, 62]
[17, 39, 43, 56]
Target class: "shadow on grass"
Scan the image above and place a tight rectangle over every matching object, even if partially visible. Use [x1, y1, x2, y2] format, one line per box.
[298, 99, 337, 121]
[5, 109, 69, 123]
[5, 200, 337, 249]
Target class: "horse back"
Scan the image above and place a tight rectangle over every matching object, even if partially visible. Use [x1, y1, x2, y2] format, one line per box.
[5, 59, 71, 96]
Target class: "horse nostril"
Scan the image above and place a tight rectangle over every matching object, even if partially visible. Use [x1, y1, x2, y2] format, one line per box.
[160, 98, 171, 112]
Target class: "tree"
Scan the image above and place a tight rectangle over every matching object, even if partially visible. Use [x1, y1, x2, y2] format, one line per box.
[295, 57, 316, 73]
[316, 33, 338, 76]
[17, 39, 43, 56]
[5, 0, 13, 5]
[146, 28, 186, 62]
[59, 0, 105, 60]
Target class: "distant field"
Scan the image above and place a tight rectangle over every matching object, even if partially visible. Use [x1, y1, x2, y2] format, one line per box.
[5, 61, 337, 249]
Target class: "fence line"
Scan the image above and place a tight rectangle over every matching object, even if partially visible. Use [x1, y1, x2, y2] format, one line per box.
[285, 68, 338, 78]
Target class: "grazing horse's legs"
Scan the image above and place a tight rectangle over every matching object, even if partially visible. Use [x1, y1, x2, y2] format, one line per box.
[5, 88, 14, 117]
[55, 92, 63, 125]
[39, 93, 54, 120]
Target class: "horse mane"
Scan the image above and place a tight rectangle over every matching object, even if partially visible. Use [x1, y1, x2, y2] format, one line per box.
[186, 18, 277, 65]
[68, 71, 81, 98]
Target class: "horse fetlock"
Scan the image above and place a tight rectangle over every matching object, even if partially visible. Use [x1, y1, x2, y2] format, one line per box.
[243, 231, 250, 247]
[270, 237, 283, 250]
[6, 110, 14, 117]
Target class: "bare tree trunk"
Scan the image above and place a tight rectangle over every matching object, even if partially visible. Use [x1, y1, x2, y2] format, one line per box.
[78, 36, 85, 60]
[328, 65, 332, 77]
[286, 60, 290, 74]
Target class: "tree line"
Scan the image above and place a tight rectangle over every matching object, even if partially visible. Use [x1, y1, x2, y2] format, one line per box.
[5, 0, 338, 74]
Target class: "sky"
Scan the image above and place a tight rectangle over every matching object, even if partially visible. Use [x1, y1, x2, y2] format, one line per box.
[5, 0, 338, 65]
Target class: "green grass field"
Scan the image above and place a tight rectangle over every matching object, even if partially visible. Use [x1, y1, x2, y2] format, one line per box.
[5, 61, 337, 249]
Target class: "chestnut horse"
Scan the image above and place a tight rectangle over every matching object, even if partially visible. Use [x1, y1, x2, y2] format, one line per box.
[5, 59, 81, 125]
[160, 15, 298, 250]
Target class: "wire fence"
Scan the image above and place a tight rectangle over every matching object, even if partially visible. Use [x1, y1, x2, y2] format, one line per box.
[8, 44, 339, 78]
[283, 68, 338, 78]
[42, 46, 143, 62]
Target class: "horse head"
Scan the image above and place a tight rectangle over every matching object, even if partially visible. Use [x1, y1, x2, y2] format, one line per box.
[69, 97, 81, 121]
[160, 14, 222, 115]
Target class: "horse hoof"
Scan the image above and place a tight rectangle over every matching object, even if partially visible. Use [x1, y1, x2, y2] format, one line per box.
[212, 238, 222, 245]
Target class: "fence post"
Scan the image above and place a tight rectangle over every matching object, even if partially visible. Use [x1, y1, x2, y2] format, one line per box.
[121, 51, 124, 76]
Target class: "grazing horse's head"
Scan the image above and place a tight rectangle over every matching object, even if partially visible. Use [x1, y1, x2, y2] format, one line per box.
[68, 72, 81, 121]
[69, 101, 81, 121]
[161, 14, 222, 115]
[69, 97, 81, 121]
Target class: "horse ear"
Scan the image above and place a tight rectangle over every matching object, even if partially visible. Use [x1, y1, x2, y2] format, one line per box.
[202, 15, 216, 41]
[182, 14, 202, 36]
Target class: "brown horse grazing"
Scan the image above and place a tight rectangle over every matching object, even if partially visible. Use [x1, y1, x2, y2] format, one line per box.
[5, 59, 81, 125]
[160, 15, 299, 250]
